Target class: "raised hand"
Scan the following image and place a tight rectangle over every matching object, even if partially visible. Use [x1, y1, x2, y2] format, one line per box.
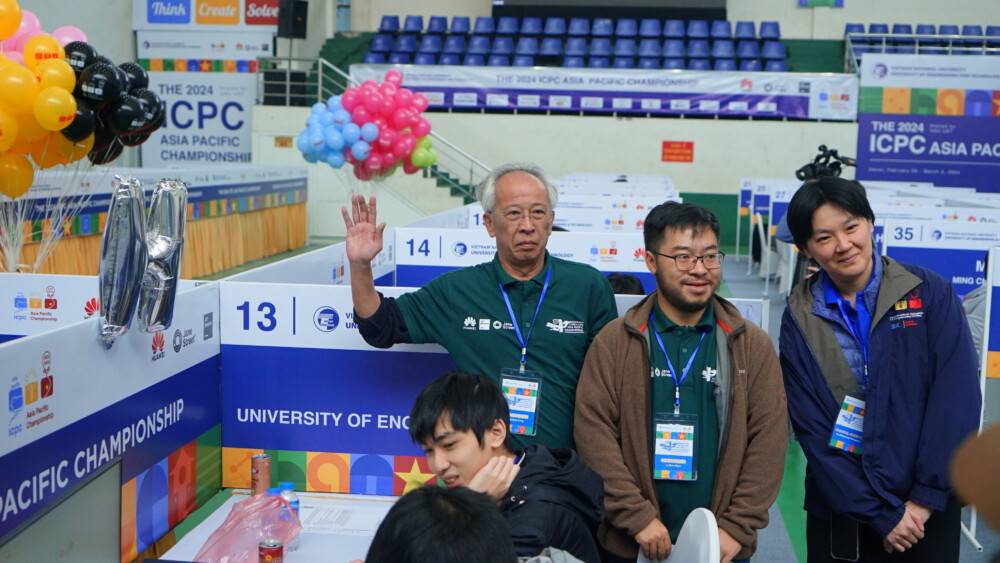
[342, 194, 386, 266]
[467, 456, 522, 502]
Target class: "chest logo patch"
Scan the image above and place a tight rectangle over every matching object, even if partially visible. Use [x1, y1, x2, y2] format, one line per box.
[545, 319, 584, 334]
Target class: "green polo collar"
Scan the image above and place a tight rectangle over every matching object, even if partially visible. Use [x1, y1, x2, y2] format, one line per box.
[652, 299, 715, 333]
[492, 251, 552, 287]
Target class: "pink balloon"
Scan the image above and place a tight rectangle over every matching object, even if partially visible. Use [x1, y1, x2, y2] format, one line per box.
[362, 91, 383, 114]
[0, 31, 23, 52]
[393, 88, 413, 109]
[412, 93, 430, 112]
[392, 134, 417, 160]
[4, 50, 23, 65]
[382, 152, 399, 170]
[361, 79, 378, 92]
[354, 163, 372, 181]
[341, 88, 360, 111]
[391, 107, 414, 130]
[365, 152, 384, 173]
[384, 69, 403, 86]
[379, 95, 397, 118]
[403, 161, 420, 175]
[51, 26, 88, 46]
[412, 117, 431, 138]
[377, 128, 397, 151]
[372, 116, 388, 130]
[352, 105, 373, 125]
[380, 82, 398, 97]
[14, 29, 44, 52]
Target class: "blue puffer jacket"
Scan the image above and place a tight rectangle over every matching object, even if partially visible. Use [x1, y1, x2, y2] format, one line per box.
[779, 256, 981, 538]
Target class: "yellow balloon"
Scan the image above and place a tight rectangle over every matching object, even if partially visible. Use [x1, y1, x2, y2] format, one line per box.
[54, 131, 94, 162]
[0, 53, 14, 71]
[0, 107, 17, 152]
[15, 108, 46, 141]
[7, 131, 31, 154]
[22, 34, 64, 72]
[34, 59, 75, 92]
[0, 64, 38, 114]
[29, 133, 64, 168]
[33, 86, 76, 131]
[0, 0, 21, 41]
[0, 151, 34, 199]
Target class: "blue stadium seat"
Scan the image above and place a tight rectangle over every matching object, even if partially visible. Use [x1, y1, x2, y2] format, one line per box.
[638, 39, 661, 58]
[443, 35, 467, 54]
[736, 40, 759, 59]
[544, 18, 566, 36]
[379, 15, 399, 33]
[739, 59, 761, 71]
[439, 53, 461, 65]
[568, 18, 590, 36]
[867, 23, 889, 45]
[521, 17, 542, 35]
[418, 35, 442, 54]
[370, 34, 394, 53]
[663, 39, 685, 58]
[962, 25, 984, 46]
[403, 15, 423, 34]
[565, 38, 588, 56]
[592, 18, 614, 37]
[588, 57, 610, 68]
[473, 17, 494, 35]
[760, 21, 781, 39]
[987, 26, 1000, 47]
[713, 59, 736, 71]
[711, 39, 734, 58]
[687, 58, 710, 70]
[496, 17, 519, 35]
[892, 24, 914, 44]
[363, 52, 385, 64]
[467, 35, 491, 55]
[513, 55, 535, 67]
[710, 20, 732, 39]
[487, 54, 509, 66]
[516, 37, 539, 56]
[427, 16, 448, 34]
[938, 24, 960, 36]
[764, 59, 787, 72]
[613, 57, 635, 68]
[492, 36, 515, 55]
[563, 56, 585, 67]
[918, 45, 946, 55]
[844, 23, 866, 42]
[414, 53, 436, 65]
[616, 19, 638, 37]
[638, 57, 660, 69]
[395, 35, 418, 54]
[664, 19, 685, 39]
[893, 45, 916, 54]
[540, 38, 563, 56]
[614, 39, 637, 57]
[687, 39, 710, 58]
[590, 38, 612, 57]
[663, 58, 685, 69]
[915, 24, 939, 46]
[734, 21, 756, 40]
[451, 17, 470, 34]
[687, 20, 709, 39]
[463, 54, 484, 66]
[639, 19, 662, 38]
[389, 52, 411, 64]
[762, 40, 786, 60]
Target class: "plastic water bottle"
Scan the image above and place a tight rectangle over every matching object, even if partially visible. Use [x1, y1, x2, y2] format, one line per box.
[261, 488, 282, 540]
[279, 481, 301, 551]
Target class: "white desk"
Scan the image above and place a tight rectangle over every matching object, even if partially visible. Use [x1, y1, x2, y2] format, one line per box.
[164, 491, 397, 562]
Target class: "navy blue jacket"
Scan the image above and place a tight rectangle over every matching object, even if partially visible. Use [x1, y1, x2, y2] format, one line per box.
[780, 256, 981, 537]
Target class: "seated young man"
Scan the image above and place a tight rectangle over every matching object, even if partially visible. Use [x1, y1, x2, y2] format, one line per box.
[409, 371, 605, 563]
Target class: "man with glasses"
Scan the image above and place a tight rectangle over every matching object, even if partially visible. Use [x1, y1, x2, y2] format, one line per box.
[342, 162, 617, 450]
[575, 202, 787, 563]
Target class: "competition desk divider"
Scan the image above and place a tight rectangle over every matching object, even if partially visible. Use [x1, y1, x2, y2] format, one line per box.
[464, 200, 682, 234]
[985, 247, 1000, 381]
[0, 282, 222, 562]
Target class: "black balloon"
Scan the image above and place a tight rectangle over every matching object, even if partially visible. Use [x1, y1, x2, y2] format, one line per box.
[120, 132, 150, 147]
[105, 95, 147, 135]
[63, 41, 99, 76]
[130, 88, 163, 125]
[119, 62, 149, 91]
[88, 139, 124, 165]
[91, 117, 116, 152]
[96, 55, 115, 67]
[76, 63, 122, 109]
[138, 103, 166, 134]
[61, 100, 97, 142]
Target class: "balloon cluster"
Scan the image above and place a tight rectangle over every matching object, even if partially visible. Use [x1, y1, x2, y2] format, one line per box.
[0, 0, 164, 200]
[296, 70, 438, 181]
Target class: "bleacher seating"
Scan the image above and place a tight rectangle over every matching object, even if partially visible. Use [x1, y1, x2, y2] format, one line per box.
[613, 57, 635, 68]
[844, 21, 1000, 58]
[565, 37, 588, 57]
[440, 53, 461, 65]
[492, 36, 515, 56]
[759, 21, 781, 39]
[687, 39, 710, 59]
[688, 58, 710, 70]
[389, 52, 411, 64]
[563, 56, 585, 67]
[663, 39, 685, 58]
[395, 35, 417, 54]
[474, 17, 494, 35]
[638, 57, 660, 69]
[418, 35, 442, 54]
[427, 16, 448, 34]
[363, 52, 385, 64]
[711, 39, 735, 58]
[664, 58, 685, 69]
[463, 54, 485, 66]
[664, 19, 686, 39]
[714, 59, 736, 71]
[540, 38, 563, 56]
[521, 17, 543, 35]
[467, 35, 491, 55]
[590, 38, 612, 57]
[488, 54, 509, 66]
[403, 15, 423, 34]
[496, 16, 519, 35]
[451, 17, 471, 34]
[711, 20, 732, 39]
[735, 21, 756, 40]
[370, 34, 393, 53]
[639, 19, 662, 38]
[544, 18, 566, 36]
[638, 39, 661, 58]
[614, 39, 637, 58]
[379, 15, 399, 33]
[414, 53, 436, 65]
[517, 37, 539, 56]
[740, 59, 761, 71]
[443, 35, 466, 55]
[687, 20, 709, 39]
[568, 18, 590, 36]
[513, 55, 535, 67]
[592, 18, 614, 37]
[589, 57, 610, 68]
[616, 19, 638, 38]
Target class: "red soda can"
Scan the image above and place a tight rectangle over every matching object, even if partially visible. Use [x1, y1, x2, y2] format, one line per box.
[251, 453, 271, 496]
[259, 539, 283, 562]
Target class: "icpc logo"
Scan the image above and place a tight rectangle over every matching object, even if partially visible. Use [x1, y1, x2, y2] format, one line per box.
[8, 351, 56, 437]
[152, 332, 166, 361]
[314, 307, 340, 332]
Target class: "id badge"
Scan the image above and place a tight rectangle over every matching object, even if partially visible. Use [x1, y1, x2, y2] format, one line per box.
[652, 413, 698, 481]
[829, 396, 865, 454]
[501, 368, 542, 437]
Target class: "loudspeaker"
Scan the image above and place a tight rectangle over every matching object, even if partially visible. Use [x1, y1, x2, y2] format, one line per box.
[277, 0, 308, 39]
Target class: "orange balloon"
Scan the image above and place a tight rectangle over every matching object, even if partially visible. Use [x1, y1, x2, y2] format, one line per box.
[33, 86, 76, 131]
[54, 131, 94, 162]
[33, 59, 75, 92]
[0, 107, 17, 152]
[29, 133, 64, 168]
[15, 109, 46, 141]
[7, 131, 31, 154]
[0, 0, 21, 41]
[22, 34, 64, 72]
[0, 151, 34, 199]
[0, 64, 38, 114]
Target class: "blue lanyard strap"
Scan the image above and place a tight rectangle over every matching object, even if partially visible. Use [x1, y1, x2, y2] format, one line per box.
[834, 298, 870, 390]
[649, 310, 706, 414]
[500, 266, 552, 371]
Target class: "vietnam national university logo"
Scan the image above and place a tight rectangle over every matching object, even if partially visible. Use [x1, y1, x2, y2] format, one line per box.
[314, 307, 340, 332]
[148, 0, 191, 24]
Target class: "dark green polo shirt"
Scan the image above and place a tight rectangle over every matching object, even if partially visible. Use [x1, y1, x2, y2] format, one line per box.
[397, 251, 618, 450]
[649, 300, 719, 543]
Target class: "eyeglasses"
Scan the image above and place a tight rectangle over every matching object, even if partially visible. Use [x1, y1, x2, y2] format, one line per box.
[495, 209, 551, 223]
[650, 250, 725, 270]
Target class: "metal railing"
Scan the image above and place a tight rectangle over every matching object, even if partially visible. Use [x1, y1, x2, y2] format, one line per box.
[844, 33, 1000, 73]
[257, 57, 491, 199]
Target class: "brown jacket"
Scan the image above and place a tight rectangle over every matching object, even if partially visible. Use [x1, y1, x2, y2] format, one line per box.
[574, 294, 787, 560]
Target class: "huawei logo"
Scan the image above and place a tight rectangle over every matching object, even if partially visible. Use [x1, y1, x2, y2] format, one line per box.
[84, 298, 99, 317]
[152, 332, 165, 353]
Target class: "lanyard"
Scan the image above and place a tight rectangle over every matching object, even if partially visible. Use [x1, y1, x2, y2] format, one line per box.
[499, 266, 551, 372]
[650, 311, 706, 414]
[834, 297, 870, 390]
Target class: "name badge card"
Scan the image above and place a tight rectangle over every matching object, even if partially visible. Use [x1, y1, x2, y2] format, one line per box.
[501, 369, 543, 436]
[653, 413, 698, 481]
[830, 396, 865, 454]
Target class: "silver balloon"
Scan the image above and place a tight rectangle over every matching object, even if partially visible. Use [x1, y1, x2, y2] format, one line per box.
[137, 179, 188, 333]
[98, 176, 148, 349]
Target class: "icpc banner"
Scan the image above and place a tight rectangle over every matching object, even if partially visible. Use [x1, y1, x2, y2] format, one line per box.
[133, 0, 280, 31]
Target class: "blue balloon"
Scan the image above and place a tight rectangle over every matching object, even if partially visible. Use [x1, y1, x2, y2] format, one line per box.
[360, 122, 380, 143]
[327, 95, 342, 111]
[312, 102, 327, 114]
[342, 123, 361, 145]
[304, 151, 322, 163]
[306, 114, 322, 128]
[319, 111, 335, 126]
[332, 109, 351, 127]
[325, 126, 345, 151]
[308, 131, 325, 153]
[295, 131, 312, 154]
[351, 140, 371, 161]
[326, 151, 346, 169]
